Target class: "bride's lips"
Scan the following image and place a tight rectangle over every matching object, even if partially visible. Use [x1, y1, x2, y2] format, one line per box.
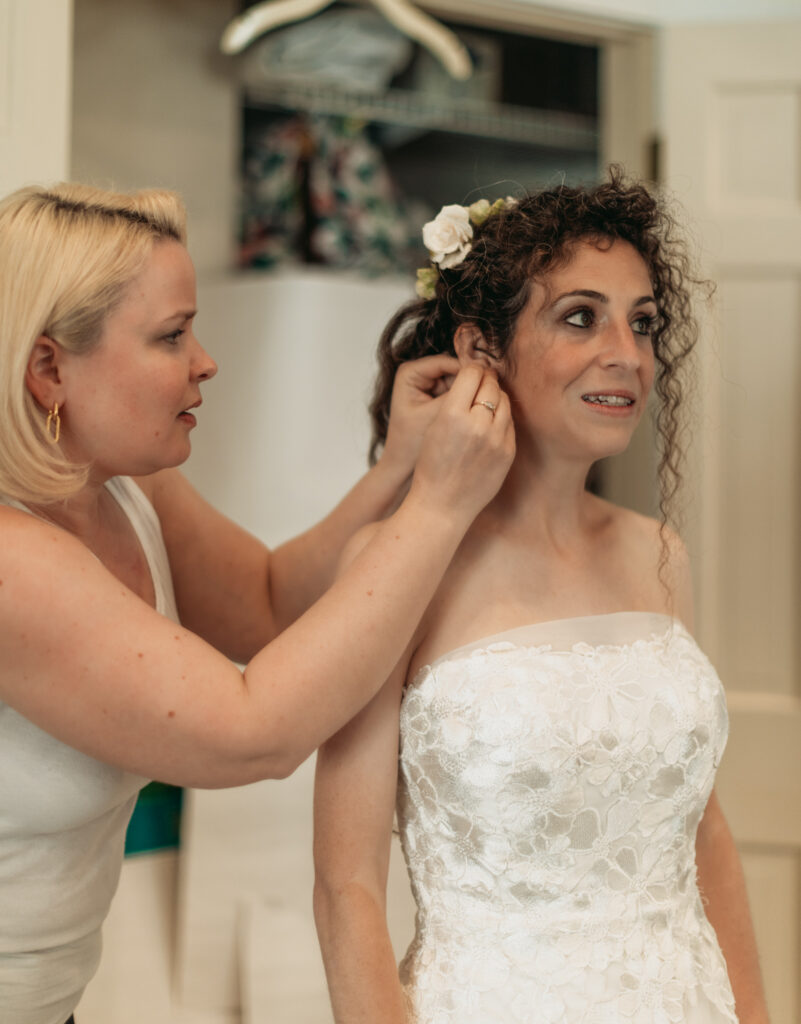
[580, 390, 637, 416]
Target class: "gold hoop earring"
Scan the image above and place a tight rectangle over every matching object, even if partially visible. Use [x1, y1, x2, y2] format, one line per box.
[46, 402, 61, 444]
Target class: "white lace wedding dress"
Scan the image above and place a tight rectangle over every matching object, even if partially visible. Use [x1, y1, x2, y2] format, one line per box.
[396, 612, 738, 1023]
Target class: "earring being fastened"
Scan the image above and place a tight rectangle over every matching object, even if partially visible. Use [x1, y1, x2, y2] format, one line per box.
[46, 403, 61, 444]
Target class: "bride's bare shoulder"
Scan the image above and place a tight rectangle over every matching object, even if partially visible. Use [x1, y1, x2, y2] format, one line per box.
[590, 495, 682, 550]
[590, 496, 693, 623]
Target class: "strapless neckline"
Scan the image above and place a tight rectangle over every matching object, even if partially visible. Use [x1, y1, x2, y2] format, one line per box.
[414, 610, 684, 681]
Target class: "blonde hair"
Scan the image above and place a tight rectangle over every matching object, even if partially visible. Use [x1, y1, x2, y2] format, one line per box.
[0, 182, 187, 503]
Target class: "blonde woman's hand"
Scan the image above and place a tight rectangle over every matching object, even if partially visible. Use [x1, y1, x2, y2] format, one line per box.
[380, 354, 460, 479]
[409, 363, 515, 526]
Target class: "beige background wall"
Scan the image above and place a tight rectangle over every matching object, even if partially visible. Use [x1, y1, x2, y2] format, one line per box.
[71, 0, 238, 280]
[0, 0, 72, 194]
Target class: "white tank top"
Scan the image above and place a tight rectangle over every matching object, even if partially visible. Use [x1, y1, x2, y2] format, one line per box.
[0, 477, 180, 1024]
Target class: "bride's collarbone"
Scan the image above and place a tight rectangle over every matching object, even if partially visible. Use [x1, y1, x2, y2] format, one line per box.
[447, 534, 638, 598]
[419, 533, 668, 663]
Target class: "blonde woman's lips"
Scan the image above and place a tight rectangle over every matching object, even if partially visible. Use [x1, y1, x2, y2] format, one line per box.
[177, 399, 201, 426]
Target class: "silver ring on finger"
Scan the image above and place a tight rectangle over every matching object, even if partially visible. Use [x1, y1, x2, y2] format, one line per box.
[473, 400, 497, 414]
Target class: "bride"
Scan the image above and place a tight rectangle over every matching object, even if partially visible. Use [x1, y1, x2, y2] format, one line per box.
[312, 172, 769, 1023]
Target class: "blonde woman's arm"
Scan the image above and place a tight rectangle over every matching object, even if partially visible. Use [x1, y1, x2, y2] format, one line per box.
[0, 367, 513, 787]
[149, 355, 465, 663]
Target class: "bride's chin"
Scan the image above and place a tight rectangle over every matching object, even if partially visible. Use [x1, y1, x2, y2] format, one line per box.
[602, 438, 636, 458]
[571, 436, 637, 465]
[589, 422, 642, 455]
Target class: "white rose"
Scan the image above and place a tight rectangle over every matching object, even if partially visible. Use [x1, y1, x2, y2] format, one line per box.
[422, 204, 473, 269]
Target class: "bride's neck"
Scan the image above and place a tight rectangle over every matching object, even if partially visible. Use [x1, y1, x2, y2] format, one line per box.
[479, 448, 597, 546]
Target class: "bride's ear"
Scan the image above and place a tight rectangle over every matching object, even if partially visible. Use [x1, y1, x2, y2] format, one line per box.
[453, 324, 500, 369]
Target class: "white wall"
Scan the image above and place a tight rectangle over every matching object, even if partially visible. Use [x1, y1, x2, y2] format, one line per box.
[0, 0, 73, 195]
[530, 0, 801, 24]
[70, 0, 239, 280]
[185, 269, 412, 540]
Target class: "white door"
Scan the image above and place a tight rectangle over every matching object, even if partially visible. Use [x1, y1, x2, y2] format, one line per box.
[0, 0, 73, 195]
[663, 19, 801, 1023]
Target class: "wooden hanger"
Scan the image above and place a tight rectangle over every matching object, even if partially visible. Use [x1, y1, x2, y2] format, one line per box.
[220, 0, 472, 80]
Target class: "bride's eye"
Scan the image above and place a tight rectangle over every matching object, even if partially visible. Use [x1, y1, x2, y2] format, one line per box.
[564, 308, 594, 329]
[631, 314, 658, 337]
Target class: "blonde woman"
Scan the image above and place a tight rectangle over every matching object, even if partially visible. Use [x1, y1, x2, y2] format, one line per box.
[0, 183, 514, 1024]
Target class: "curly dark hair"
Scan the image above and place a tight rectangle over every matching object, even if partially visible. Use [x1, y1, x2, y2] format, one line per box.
[369, 167, 703, 531]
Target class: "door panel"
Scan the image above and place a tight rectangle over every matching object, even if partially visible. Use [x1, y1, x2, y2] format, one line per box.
[663, 20, 801, 1022]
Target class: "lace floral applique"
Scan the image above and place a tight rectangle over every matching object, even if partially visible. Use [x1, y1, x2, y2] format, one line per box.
[397, 624, 738, 1023]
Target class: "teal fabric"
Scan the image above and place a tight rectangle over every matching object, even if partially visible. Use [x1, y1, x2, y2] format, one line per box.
[124, 782, 183, 856]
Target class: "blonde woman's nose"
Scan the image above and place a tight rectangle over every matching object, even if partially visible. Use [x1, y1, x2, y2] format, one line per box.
[193, 338, 218, 381]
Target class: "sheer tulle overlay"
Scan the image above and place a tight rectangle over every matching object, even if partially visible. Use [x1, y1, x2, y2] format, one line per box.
[397, 613, 738, 1023]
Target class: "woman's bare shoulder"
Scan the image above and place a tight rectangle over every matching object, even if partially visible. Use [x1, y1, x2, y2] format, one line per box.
[591, 495, 684, 552]
[590, 496, 693, 624]
[618, 506, 688, 572]
[0, 504, 119, 621]
[0, 500, 67, 548]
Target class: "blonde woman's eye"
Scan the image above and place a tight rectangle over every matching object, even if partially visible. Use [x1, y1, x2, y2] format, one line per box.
[564, 308, 594, 328]
[163, 330, 185, 345]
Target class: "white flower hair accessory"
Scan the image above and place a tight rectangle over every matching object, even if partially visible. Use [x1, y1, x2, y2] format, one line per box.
[416, 196, 517, 299]
[422, 204, 473, 270]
